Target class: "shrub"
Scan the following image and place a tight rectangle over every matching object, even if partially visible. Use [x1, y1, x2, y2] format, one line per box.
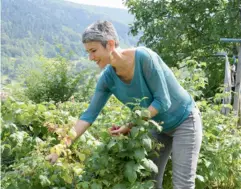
[24, 55, 86, 103]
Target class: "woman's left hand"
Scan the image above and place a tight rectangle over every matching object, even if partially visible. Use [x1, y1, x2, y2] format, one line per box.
[108, 125, 131, 136]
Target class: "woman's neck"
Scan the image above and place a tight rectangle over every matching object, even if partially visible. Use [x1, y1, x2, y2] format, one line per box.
[111, 48, 135, 77]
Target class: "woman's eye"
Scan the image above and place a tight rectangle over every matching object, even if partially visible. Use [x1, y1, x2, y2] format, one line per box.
[92, 50, 96, 53]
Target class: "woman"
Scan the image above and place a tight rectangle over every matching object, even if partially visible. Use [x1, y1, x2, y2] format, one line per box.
[46, 20, 202, 189]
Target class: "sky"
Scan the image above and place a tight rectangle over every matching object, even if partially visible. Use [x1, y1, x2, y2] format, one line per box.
[65, 0, 127, 9]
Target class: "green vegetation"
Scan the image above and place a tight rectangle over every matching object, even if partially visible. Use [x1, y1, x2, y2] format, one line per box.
[1, 58, 240, 188]
[1, 0, 137, 81]
[24, 55, 88, 103]
[125, 0, 241, 97]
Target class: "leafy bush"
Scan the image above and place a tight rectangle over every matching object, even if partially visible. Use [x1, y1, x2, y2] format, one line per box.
[1, 97, 96, 189]
[79, 106, 162, 189]
[172, 58, 207, 99]
[24, 55, 87, 103]
[195, 99, 241, 189]
[1, 58, 240, 189]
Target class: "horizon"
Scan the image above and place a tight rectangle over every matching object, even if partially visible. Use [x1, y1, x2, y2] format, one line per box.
[65, 0, 127, 9]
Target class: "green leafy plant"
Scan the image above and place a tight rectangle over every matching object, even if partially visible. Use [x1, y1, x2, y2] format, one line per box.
[195, 99, 241, 189]
[24, 55, 86, 103]
[78, 105, 162, 189]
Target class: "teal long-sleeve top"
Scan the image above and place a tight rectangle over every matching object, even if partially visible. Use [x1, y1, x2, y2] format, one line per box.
[80, 47, 195, 132]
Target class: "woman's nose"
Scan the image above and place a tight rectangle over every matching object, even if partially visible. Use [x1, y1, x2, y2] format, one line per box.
[89, 53, 95, 61]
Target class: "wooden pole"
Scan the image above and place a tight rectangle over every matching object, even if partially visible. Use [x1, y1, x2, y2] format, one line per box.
[239, 94, 241, 126]
[233, 45, 241, 122]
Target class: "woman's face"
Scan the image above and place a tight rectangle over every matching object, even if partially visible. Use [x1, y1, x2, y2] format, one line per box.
[84, 41, 112, 69]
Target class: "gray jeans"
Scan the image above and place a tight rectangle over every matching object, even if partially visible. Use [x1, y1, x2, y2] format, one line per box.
[151, 107, 203, 189]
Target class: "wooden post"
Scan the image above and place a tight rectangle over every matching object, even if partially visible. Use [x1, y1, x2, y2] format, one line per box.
[233, 45, 241, 120]
[239, 94, 241, 126]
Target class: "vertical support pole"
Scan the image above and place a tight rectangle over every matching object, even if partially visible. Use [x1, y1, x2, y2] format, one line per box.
[239, 94, 241, 126]
[233, 44, 241, 126]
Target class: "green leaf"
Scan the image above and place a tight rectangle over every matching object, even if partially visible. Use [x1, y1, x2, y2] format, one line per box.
[113, 183, 127, 189]
[91, 182, 102, 189]
[78, 153, 86, 161]
[134, 148, 146, 160]
[142, 158, 158, 173]
[15, 109, 22, 114]
[143, 180, 155, 189]
[196, 174, 205, 182]
[107, 140, 117, 150]
[135, 110, 141, 117]
[102, 180, 110, 186]
[39, 175, 51, 187]
[37, 104, 47, 112]
[142, 137, 152, 151]
[124, 161, 138, 183]
[61, 172, 72, 184]
[149, 120, 162, 132]
[131, 127, 139, 138]
[79, 182, 89, 189]
[136, 119, 146, 126]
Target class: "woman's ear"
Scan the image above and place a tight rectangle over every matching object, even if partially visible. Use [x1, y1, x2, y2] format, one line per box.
[106, 40, 115, 51]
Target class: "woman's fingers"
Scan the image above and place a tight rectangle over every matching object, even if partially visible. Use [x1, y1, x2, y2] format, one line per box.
[45, 153, 59, 164]
[110, 128, 121, 135]
[109, 126, 131, 136]
[108, 125, 120, 135]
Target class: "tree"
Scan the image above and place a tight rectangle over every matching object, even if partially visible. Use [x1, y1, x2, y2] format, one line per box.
[126, 0, 240, 65]
[125, 0, 241, 97]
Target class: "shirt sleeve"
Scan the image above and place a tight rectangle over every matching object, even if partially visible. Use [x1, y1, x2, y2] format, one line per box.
[80, 73, 112, 124]
[140, 48, 171, 114]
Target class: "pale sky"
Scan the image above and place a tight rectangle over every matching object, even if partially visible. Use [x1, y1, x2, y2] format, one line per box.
[65, 0, 127, 9]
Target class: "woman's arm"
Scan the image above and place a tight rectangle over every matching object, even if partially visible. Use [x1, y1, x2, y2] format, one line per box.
[140, 47, 172, 114]
[65, 120, 91, 147]
[148, 105, 158, 118]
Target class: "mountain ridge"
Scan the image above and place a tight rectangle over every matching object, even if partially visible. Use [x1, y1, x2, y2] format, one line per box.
[1, 0, 137, 59]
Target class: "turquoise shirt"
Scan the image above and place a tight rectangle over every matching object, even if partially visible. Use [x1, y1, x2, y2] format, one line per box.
[80, 47, 194, 132]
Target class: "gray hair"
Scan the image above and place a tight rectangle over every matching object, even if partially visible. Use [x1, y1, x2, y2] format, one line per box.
[82, 20, 119, 47]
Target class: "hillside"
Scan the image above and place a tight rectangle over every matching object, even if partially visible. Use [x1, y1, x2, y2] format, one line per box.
[1, 0, 138, 78]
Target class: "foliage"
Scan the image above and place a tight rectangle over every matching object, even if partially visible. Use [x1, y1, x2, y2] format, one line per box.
[1, 124, 99, 189]
[23, 55, 86, 103]
[172, 59, 208, 99]
[1, 0, 137, 80]
[125, 0, 241, 97]
[1, 97, 96, 189]
[2, 91, 240, 189]
[195, 99, 241, 189]
[72, 72, 98, 103]
[1, 95, 161, 189]
[1, 56, 240, 189]
[125, 0, 240, 65]
[79, 105, 162, 189]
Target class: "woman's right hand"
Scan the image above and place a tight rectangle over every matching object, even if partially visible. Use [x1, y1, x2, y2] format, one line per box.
[45, 153, 59, 164]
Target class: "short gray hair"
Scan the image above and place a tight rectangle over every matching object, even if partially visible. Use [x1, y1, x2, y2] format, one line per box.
[82, 20, 119, 47]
